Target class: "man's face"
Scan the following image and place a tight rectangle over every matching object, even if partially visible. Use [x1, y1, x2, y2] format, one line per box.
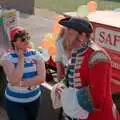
[64, 28, 79, 50]
[75, 32, 87, 48]
[64, 28, 88, 50]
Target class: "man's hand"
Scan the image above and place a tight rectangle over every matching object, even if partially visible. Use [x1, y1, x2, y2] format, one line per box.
[55, 83, 65, 98]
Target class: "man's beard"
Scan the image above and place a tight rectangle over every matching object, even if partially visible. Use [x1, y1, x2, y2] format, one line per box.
[69, 35, 80, 49]
[63, 34, 88, 50]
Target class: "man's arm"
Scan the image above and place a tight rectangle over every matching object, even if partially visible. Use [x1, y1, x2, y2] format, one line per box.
[88, 51, 112, 110]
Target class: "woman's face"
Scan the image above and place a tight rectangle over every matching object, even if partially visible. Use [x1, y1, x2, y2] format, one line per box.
[13, 37, 29, 51]
[12, 31, 30, 51]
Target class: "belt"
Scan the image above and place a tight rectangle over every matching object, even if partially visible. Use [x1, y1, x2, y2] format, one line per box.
[65, 115, 78, 120]
[8, 84, 37, 91]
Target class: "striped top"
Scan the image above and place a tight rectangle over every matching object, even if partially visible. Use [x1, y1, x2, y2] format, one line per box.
[3, 49, 42, 103]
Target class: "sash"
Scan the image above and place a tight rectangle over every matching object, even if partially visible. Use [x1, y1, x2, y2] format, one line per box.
[61, 87, 89, 119]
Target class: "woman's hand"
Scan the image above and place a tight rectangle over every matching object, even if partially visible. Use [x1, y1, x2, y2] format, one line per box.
[17, 49, 24, 59]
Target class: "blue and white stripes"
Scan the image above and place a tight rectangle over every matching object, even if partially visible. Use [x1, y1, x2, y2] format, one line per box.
[5, 49, 42, 103]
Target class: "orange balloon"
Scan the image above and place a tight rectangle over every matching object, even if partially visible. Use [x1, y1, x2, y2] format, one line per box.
[52, 15, 65, 35]
[87, 1, 97, 12]
[48, 45, 57, 56]
[52, 23, 62, 35]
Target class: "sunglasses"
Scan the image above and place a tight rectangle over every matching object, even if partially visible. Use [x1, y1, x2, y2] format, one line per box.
[20, 38, 29, 43]
[12, 31, 30, 42]
[20, 35, 30, 42]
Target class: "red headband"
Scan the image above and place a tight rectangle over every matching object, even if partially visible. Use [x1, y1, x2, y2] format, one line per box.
[10, 26, 25, 41]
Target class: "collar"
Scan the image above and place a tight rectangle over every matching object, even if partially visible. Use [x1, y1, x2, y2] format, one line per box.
[72, 40, 91, 55]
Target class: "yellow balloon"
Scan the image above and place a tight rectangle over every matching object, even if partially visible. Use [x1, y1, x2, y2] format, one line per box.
[43, 33, 53, 41]
[87, 1, 97, 12]
[47, 40, 55, 45]
[40, 41, 50, 49]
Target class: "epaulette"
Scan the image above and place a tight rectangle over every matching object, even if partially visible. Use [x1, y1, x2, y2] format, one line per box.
[88, 43, 110, 68]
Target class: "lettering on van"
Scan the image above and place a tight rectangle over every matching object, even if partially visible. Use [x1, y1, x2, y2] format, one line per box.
[94, 27, 120, 52]
[111, 61, 120, 70]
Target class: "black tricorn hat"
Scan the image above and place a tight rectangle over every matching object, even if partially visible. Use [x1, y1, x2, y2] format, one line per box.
[59, 17, 93, 33]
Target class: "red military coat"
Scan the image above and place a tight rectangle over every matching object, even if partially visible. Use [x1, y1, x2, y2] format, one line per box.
[78, 43, 120, 120]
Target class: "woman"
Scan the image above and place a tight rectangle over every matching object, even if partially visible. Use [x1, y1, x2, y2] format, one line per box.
[56, 28, 68, 81]
[55, 16, 72, 81]
[1, 26, 46, 120]
[56, 17, 120, 120]
[55, 26, 68, 120]
[54, 17, 73, 120]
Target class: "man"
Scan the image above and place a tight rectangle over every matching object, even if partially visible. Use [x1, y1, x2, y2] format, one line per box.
[56, 17, 120, 120]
